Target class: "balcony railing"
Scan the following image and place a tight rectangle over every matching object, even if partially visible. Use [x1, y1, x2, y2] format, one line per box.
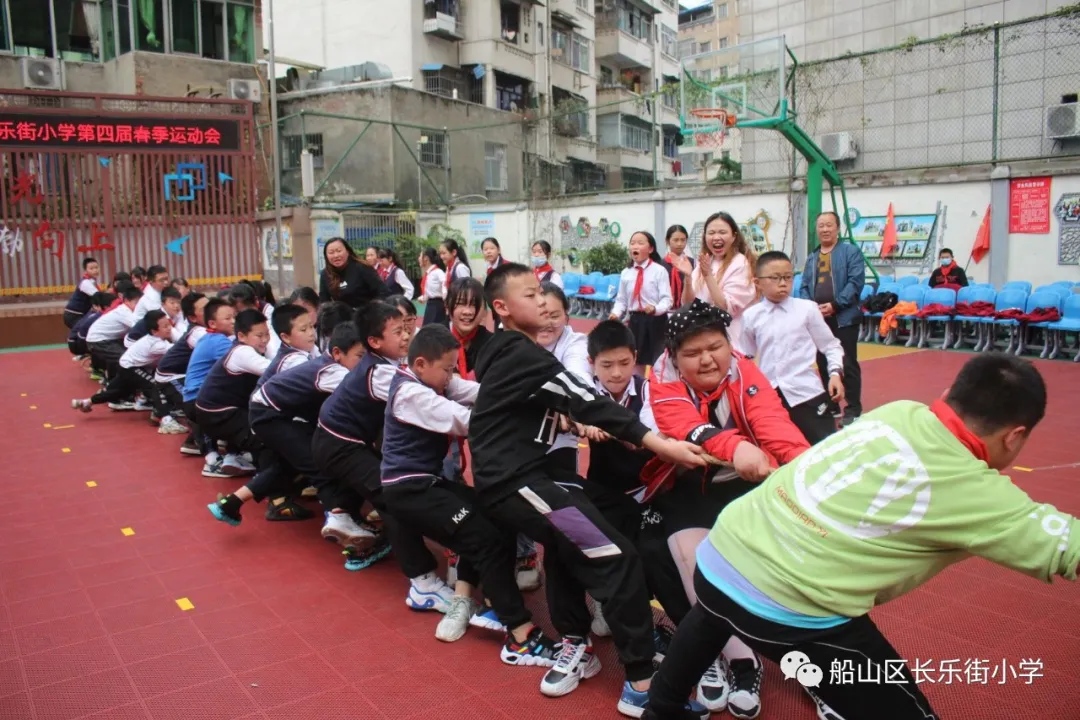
[423, 12, 463, 39]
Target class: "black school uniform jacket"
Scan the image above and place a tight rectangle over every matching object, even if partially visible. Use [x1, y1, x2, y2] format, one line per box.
[469, 330, 650, 501]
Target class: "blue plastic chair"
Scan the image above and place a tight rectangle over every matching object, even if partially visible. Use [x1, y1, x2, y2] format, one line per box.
[1020, 292, 1064, 357]
[970, 283, 995, 290]
[562, 273, 582, 314]
[857, 285, 875, 341]
[918, 277, 930, 286]
[886, 285, 927, 346]
[1002, 281, 1032, 294]
[1047, 295, 1080, 361]
[897, 276, 919, 287]
[864, 282, 903, 342]
[917, 288, 958, 349]
[982, 289, 1029, 353]
[952, 286, 996, 350]
[792, 273, 802, 295]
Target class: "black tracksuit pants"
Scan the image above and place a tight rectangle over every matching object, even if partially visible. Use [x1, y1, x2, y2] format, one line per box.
[383, 476, 530, 630]
[779, 389, 838, 446]
[647, 569, 937, 720]
[197, 406, 267, 463]
[311, 426, 437, 579]
[482, 473, 656, 683]
[246, 406, 319, 504]
[90, 365, 157, 406]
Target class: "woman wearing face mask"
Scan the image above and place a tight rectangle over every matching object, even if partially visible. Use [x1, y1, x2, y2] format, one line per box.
[687, 212, 758, 355]
[530, 241, 563, 289]
[929, 247, 969, 290]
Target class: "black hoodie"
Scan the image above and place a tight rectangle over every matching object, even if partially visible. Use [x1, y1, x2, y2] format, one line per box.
[469, 330, 650, 500]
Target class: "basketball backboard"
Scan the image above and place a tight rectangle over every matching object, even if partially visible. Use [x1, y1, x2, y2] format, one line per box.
[679, 36, 793, 148]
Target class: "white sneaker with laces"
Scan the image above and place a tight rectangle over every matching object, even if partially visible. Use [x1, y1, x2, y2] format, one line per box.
[405, 572, 454, 613]
[726, 658, 763, 719]
[321, 511, 377, 549]
[71, 399, 92, 413]
[220, 453, 255, 476]
[696, 657, 730, 712]
[540, 635, 601, 697]
[435, 596, 479, 642]
[158, 417, 187, 435]
[590, 600, 612, 637]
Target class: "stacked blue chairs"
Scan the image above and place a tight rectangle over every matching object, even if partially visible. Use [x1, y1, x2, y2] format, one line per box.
[1002, 280, 1032, 294]
[981, 289, 1029, 353]
[897, 276, 920, 287]
[918, 277, 931, 286]
[792, 273, 802, 295]
[562, 273, 582, 315]
[856, 285, 875, 341]
[885, 285, 927, 347]
[970, 283, 995, 290]
[1019, 292, 1064, 357]
[951, 286, 996, 350]
[579, 275, 615, 318]
[917, 288, 958, 349]
[863, 282, 903, 342]
[1047, 295, 1080, 361]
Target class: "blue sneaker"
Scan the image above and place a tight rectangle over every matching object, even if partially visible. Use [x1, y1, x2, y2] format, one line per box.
[343, 543, 391, 571]
[618, 682, 710, 719]
[207, 500, 241, 527]
[468, 606, 506, 632]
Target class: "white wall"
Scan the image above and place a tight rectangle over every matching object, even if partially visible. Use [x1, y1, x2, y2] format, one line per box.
[1008, 175, 1080, 285]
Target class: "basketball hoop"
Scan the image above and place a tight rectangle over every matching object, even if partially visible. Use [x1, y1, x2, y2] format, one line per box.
[687, 108, 737, 151]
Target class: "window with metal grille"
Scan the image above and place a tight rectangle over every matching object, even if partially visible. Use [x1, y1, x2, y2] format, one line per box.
[622, 168, 654, 189]
[421, 132, 447, 167]
[661, 25, 677, 58]
[717, 3, 728, 19]
[719, 37, 728, 49]
[484, 142, 508, 191]
[281, 134, 324, 170]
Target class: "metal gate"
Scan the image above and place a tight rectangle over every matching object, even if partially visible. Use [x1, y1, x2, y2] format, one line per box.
[0, 90, 259, 300]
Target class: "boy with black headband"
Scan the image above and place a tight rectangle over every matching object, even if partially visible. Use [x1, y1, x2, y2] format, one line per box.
[646, 299, 809, 718]
[470, 262, 708, 717]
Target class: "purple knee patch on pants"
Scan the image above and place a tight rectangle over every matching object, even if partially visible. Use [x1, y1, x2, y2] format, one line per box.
[547, 506, 622, 559]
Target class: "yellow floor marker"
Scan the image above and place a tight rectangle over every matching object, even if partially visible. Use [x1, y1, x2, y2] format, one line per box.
[20, 393, 27, 397]
[86, 481, 97, 488]
[29, 405, 37, 410]
[175, 598, 195, 611]
[121, 527, 135, 536]
[52, 424, 75, 430]
[1012, 466, 1033, 472]
[43, 423, 52, 428]
[61, 448, 71, 453]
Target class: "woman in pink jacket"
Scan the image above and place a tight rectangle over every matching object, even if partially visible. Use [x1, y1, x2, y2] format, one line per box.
[684, 211, 758, 354]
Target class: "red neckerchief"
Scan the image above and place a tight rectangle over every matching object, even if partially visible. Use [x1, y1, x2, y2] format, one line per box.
[930, 399, 989, 463]
[487, 256, 503, 275]
[446, 258, 457, 283]
[632, 259, 650, 309]
[420, 266, 433, 298]
[665, 254, 684, 302]
[450, 324, 477, 378]
[533, 263, 553, 281]
[103, 298, 124, 314]
[694, 377, 730, 423]
[377, 264, 392, 281]
[938, 262, 957, 280]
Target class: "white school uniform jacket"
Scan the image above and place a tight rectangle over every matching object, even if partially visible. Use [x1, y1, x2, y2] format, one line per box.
[120, 335, 172, 369]
[442, 261, 472, 298]
[423, 266, 446, 301]
[86, 305, 136, 343]
[612, 259, 674, 317]
[542, 325, 591, 454]
[132, 285, 162, 321]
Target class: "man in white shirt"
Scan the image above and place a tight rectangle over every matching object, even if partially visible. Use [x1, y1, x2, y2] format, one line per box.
[133, 264, 171, 321]
[86, 285, 142, 380]
[741, 251, 845, 445]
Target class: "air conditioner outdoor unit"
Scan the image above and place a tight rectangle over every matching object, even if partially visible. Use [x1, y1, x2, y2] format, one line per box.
[21, 57, 63, 91]
[1045, 103, 1080, 140]
[228, 78, 262, 103]
[820, 131, 858, 162]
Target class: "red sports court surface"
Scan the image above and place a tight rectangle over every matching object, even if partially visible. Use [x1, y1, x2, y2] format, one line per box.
[0, 344, 1077, 720]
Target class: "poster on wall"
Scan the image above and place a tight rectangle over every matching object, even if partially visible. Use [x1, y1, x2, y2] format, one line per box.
[1054, 193, 1080, 265]
[1010, 177, 1052, 234]
[852, 213, 936, 259]
[312, 216, 344, 272]
[468, 213, 495, 260]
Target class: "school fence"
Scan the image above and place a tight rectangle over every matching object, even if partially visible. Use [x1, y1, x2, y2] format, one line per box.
[0, 90, 260, 301]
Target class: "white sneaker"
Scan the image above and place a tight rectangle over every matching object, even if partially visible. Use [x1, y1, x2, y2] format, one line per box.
[158, 417, 187, 435]
[321, 511, 376, 550]
[540, 635, 601, 697]
[405, 573, 454, 613]
[202, 452, 230, 478]
[107, 401, 136, 411]
[590, 600, 612, 638]
[515, 554, 541, 591]
[726, 658, 763, 719]
[696, 658, 730, 712]
[220, 453, 255, 476]
[71, 398, 92, 413]
[133, 397, 153, 412]
[435, 596, 479, 642]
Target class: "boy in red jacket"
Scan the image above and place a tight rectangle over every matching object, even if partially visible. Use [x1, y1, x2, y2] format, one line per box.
[646, 299, 810, 719]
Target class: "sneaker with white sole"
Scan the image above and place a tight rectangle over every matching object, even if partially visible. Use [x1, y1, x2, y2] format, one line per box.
[726, 658, 763, 719]
[321, 511, 377, 550]
[405, 573, 454, 613]
[469, 606, 506, 633]
[435, 596, 479, 642]
[71, 398, 92, 413]
[540, 635, 601, 697]
[500, 626, 559, 667]
[220, 453, 255, 476]
[515, 553, 541, 591]
[180, 435, 202, 456]
[158, 417, 187, 435]
[805, 688, 845, 720]
[133, 397, 153, 412]
[618, 682, 711, 719]
[202, 452, 231, 478]
[696, 658, 730, 712]
[590, 600, 612, 637]
[107, 401, 136, 411]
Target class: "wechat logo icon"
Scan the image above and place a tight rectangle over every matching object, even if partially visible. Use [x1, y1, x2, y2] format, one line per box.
[781, 650, 823, 688]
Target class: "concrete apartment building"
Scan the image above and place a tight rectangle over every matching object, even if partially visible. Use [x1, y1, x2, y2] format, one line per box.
[269, 0, 685, 193]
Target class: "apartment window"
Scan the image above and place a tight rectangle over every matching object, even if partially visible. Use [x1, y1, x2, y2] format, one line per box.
[500, 1, 519, 43]
[600, 66, 614, 86]
[281, 134, 324, 170]
[200, 1, 225, 59]
[612, 0, 651, 44]
[424, 0, 460, 20]
[227, 0, 255, 62]
[571, 34, 589, 73]
[133, 0, 164, 52]
[661, 0, 676, 9]
[9, 0, 52, 56]
[660, 25, 676, 59]
[663, 131, 677, 159]
[0, 1, 7, 51]
[538, 22, 543, 45]
[555, 26, 589, 74]
[172, 0, 199, 53]
[719, 37, 728, 49]
[677, 38, 694, 59]
[101, 1, 132, 60]
[484, 142, 508, 191]
[717, 3, 728, 19]
[622, 168, 654, 189]
[575, 0, 589, 12]
[699, 41, 711, 54]
[420, 132, 447, 168]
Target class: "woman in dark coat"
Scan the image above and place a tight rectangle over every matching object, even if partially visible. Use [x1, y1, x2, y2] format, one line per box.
[318, 237, 389, 309]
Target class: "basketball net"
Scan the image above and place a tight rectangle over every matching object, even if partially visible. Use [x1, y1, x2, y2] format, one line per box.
[688, 108, 734, 151]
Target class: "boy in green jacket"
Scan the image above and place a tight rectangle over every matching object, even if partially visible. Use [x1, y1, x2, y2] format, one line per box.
[645, 353, 1078, 720]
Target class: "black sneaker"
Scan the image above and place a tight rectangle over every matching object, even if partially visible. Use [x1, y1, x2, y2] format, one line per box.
[180, 435, 202, 456]
[265, 497, 316, 521]
[653, 623, 675, 662]
[726, 658, 763, 719]
[499, 626, 559, 668]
